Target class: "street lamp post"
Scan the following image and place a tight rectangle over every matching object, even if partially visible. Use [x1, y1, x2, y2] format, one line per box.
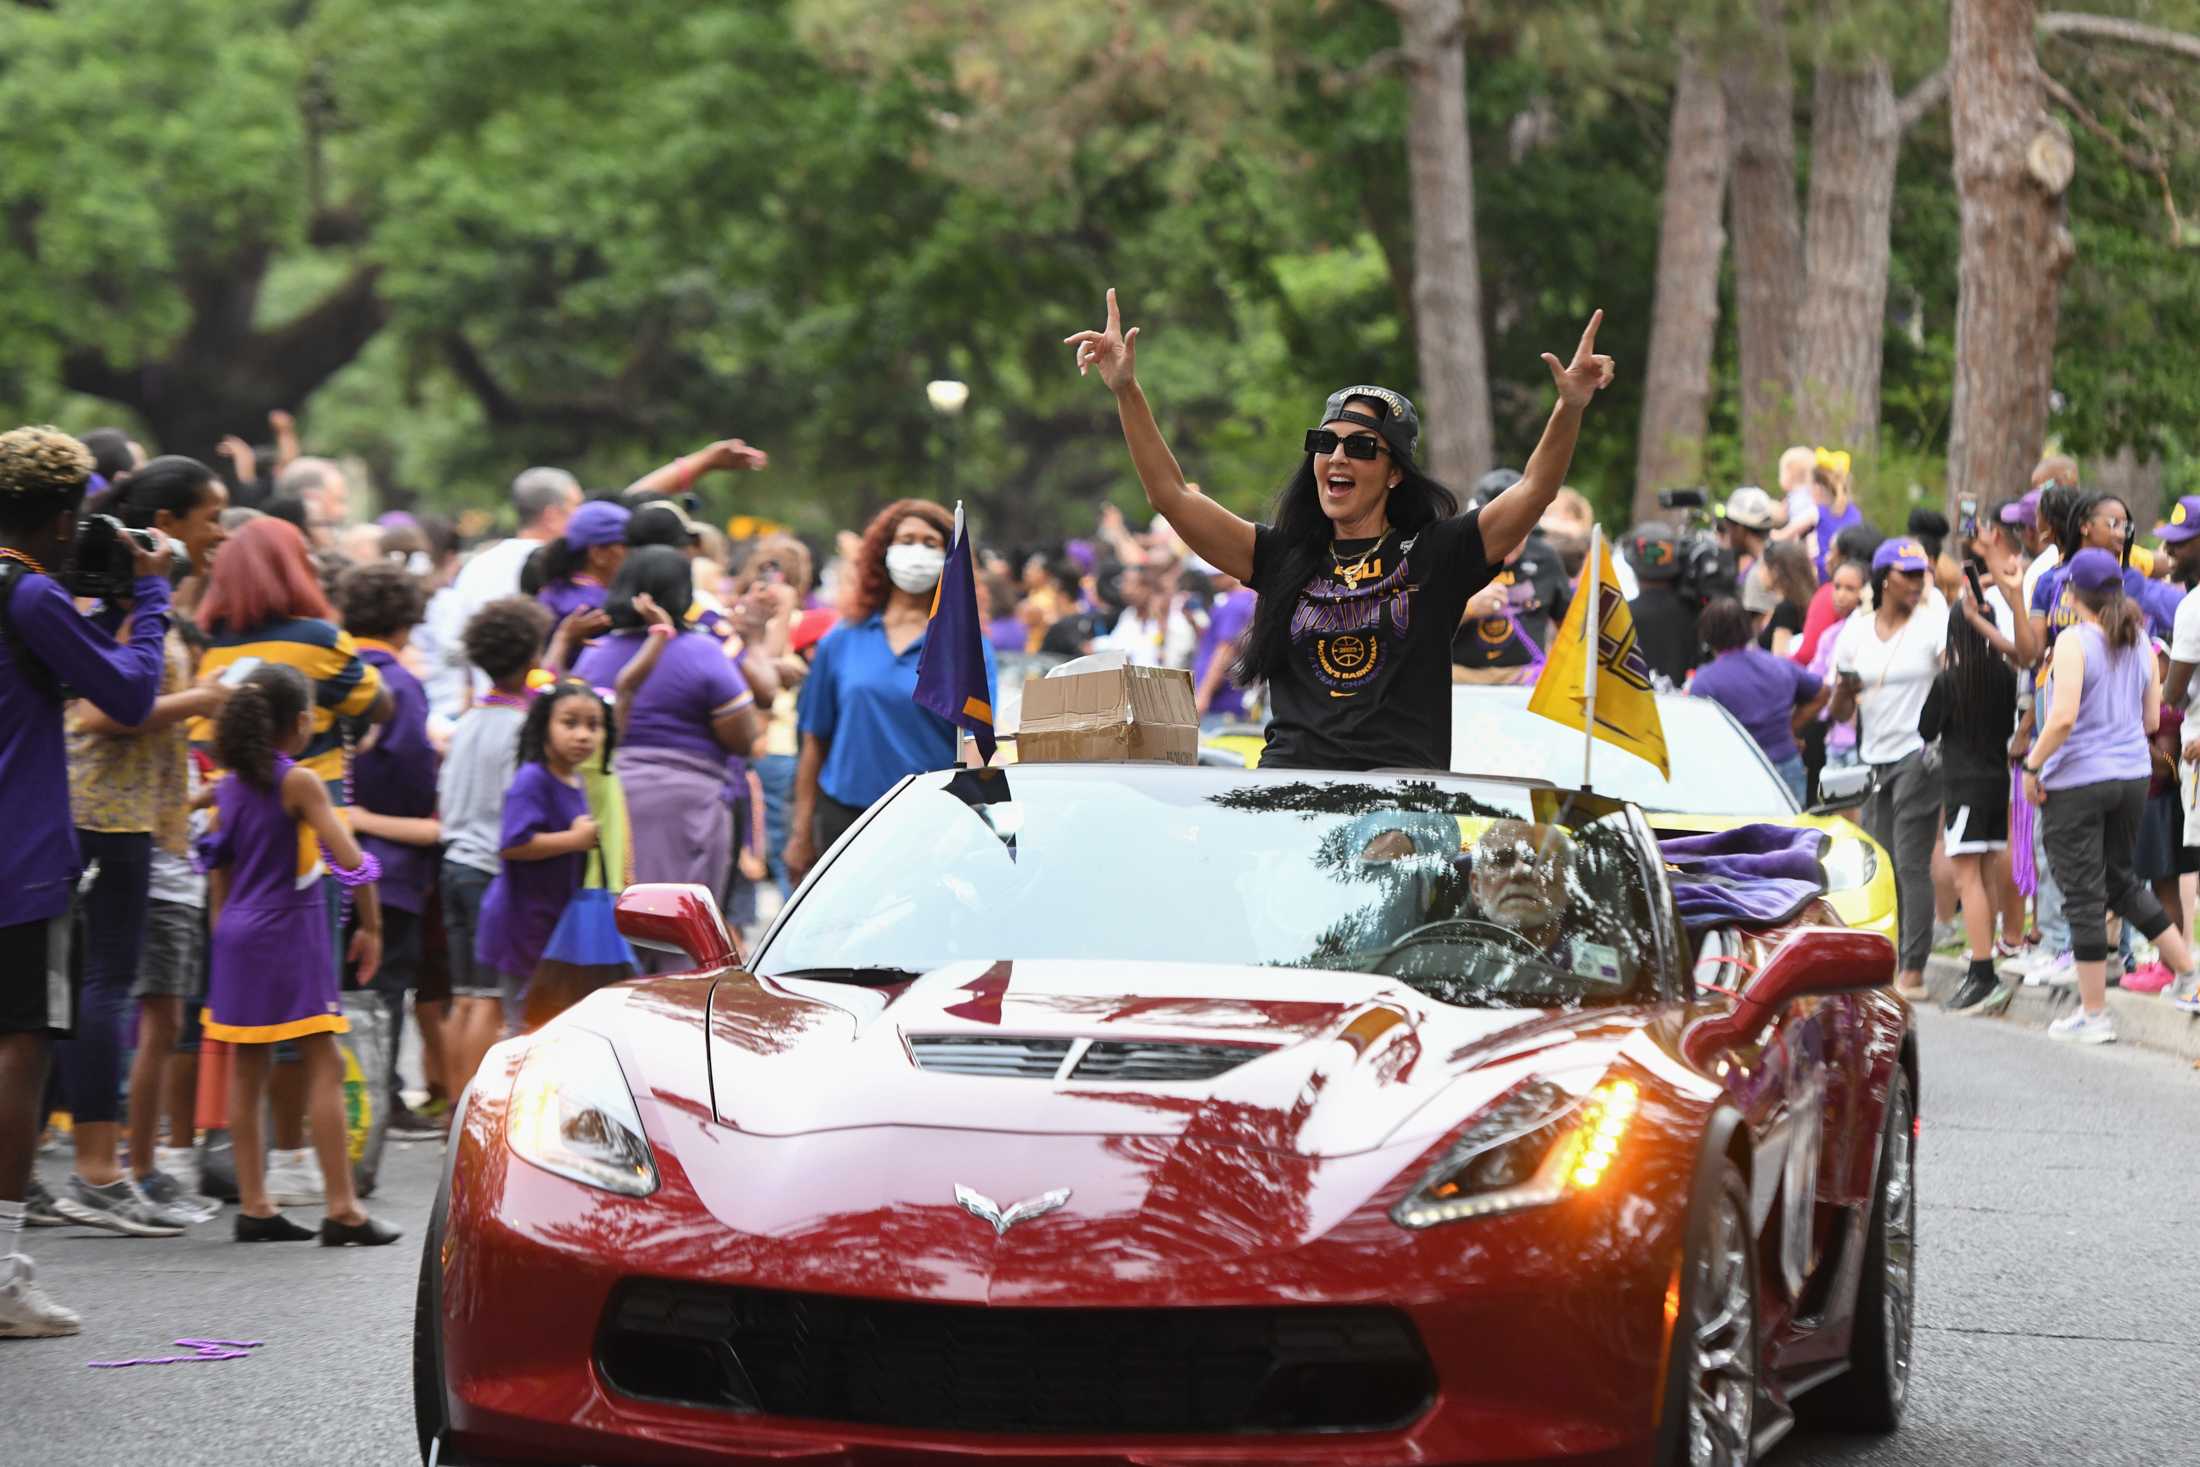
[926, 378, 969, 505]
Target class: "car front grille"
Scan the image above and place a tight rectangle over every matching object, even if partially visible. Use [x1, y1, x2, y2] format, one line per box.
[907, 1036, 1264, 1082]
[597, 1282, 1433, 1435]
[1069, 1040, 1260, 1082]
[907, 1035, 1072, 1077]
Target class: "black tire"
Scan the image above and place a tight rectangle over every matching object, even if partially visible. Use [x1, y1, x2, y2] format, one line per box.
[413, 1203, 447, 1465]
[1798, 1067, 1916, 1431]
[1656, 1154, 1759, 1467]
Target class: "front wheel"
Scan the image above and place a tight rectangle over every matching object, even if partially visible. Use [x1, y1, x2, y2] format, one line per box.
[1658, 1156, 1758, 1466]
[1799, 1067, 1916, 1431]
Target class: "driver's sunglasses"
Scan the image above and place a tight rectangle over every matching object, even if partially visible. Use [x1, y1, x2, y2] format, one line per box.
[1304, 429, 1388, 461]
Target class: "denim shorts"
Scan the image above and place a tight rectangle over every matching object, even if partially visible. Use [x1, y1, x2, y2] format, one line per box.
[441, 862, 499, 1000]
[132, 899, 204, 1001]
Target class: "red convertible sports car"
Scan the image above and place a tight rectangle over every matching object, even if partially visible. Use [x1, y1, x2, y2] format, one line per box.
[417, 764, 1916, 1467]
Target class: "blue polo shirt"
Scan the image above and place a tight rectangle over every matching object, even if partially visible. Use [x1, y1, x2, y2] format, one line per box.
[798, 612, 997, 809]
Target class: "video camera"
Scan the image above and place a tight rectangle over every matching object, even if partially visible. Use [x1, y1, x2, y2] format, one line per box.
[1647, 488, 1739, 609]
[67, 513, 186, 601]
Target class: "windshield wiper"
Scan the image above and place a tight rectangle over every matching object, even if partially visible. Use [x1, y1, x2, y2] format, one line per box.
[767, 965, 931, 987]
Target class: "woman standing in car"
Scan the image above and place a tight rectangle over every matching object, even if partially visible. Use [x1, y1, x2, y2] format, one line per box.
[1066, 290, 1614, 772]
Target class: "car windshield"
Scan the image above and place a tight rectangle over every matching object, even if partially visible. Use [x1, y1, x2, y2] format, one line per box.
[757, 768, 1666, 1010]
[1451, 688, 1797, 816]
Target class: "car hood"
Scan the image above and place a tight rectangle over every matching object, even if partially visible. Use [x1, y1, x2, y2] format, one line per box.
[702, 959, 1647, 1161]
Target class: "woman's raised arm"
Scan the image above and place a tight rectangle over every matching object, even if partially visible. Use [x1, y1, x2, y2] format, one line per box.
[1067, 289, 1255, 582]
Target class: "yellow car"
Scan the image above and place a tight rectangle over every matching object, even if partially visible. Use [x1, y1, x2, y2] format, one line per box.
[1200, 687, 1897, 940]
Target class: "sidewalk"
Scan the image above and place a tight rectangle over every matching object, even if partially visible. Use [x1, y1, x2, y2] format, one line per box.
[1923, 953, 2200, 1063]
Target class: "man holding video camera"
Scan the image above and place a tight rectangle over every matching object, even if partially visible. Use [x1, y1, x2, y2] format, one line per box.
[0, 425, 173, 1339]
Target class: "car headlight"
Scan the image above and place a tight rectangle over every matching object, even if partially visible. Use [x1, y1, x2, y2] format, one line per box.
[507, 1029, 658, 1197]
[1391, 1076, 1639, 1228]
[1822, 835, 1878, 893]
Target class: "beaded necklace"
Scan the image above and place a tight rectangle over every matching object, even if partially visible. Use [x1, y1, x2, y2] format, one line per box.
[0, 547, 50, 575]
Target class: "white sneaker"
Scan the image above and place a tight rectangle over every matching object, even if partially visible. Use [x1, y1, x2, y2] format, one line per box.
[2168, 971, 2200, 1009]
[2025, 951, 2077, 988]
[2047, 1007, 2117, 1044]
[155, 1145, 202, 1194]
[264, 1149, 324, 1207]
[1998, 945, 2053, 980]
[0, 1255, 80, 1338]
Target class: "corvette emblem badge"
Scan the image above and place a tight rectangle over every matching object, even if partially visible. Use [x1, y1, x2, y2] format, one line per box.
[954, 1184, 1071, 1236]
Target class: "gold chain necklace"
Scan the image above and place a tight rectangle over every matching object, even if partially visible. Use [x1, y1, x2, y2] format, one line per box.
[1330, 529, 1390, 589]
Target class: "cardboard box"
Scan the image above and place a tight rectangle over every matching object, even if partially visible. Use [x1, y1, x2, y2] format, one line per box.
[1016, 664, 1199, 766]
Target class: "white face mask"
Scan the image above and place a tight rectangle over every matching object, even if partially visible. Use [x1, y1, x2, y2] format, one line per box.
[885, 543, 946, 594]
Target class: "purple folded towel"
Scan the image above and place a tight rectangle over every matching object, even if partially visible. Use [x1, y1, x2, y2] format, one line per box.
[1660, 823, 1831, 932]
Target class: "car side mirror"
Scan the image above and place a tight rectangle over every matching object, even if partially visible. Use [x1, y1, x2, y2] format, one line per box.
[615, 884, 736, 972]
[1808, 762, 1871, 815]
[1684, 925, 1895, 1064]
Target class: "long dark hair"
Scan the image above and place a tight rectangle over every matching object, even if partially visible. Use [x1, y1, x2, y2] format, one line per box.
[2077, 580, 2144, 651]
[96, 454, 220, 529]
[1232, 438, 1460, 683]
[1943, 600, 2018, 765]
[2038, 484, 2083, 554]
[517, 678, 615, 767]
[215, 663, 311, 788]
[605, 544, 694, 630]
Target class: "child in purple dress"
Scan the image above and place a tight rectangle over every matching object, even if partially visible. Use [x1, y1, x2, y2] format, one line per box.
[475, 680, 607, 1025]
[203, 665, 400, 1246]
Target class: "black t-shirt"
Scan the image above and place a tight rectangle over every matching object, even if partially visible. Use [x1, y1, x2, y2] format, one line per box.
[1755, 600, 1804, 652]
[1628, 586, 1702, 689]
[1451, 532, 1572, 669]
[1251, 512, 1494, 772]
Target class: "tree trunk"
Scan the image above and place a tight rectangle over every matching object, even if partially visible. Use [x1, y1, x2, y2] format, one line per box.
[1722, 0, 1804, 486]
[1792, 60, 1900, 462]
[62, 262, 387, 465]
[1391, 0, 1497, 488]
[1633, 51, 1729, 522]
[1946, 0, 2075, 514]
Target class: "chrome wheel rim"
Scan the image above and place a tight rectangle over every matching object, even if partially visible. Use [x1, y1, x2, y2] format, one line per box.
[1687, 1189, 1756, 1466]
[1882, 1084, 1916, 1408]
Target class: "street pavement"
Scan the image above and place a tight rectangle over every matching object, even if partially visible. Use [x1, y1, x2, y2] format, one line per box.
[7, 1005, 2197, 1466]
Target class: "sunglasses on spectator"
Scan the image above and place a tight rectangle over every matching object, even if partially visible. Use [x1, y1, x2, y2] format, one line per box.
[1304, 429, 1388, 460]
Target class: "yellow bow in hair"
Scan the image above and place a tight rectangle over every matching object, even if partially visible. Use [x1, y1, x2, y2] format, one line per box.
[1814, 447, 1851, 476]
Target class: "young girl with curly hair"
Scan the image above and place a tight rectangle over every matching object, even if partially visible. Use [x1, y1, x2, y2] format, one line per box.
[203, 664, 398, 1246]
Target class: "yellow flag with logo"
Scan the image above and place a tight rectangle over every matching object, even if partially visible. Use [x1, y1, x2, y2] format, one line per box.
[1526, 530, 1669, 778]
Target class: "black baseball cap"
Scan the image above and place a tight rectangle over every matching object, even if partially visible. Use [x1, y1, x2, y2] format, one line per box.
[1318, 385, 1420, 462]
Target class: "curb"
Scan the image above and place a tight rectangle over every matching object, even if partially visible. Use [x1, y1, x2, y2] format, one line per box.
[1923, 953, 2200, 1063]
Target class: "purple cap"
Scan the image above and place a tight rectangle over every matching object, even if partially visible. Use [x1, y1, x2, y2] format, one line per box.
[1998, 490, 2040, 527]
[1872, 538, 1930, 575]
[2157, 495, 2200, 545]
[2065, 547, 2123, 592]
[564, 499, 631, 549]
[1064, 538, 1097, 573]
[376, 510, 419, 531]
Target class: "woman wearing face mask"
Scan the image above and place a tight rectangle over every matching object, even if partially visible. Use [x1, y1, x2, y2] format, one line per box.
[1067, 289, 1613, 772]
[784, 500, 995, 881]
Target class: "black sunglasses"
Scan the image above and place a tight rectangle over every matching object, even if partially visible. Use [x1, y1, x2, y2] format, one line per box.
[1304, 429, 1388, 461]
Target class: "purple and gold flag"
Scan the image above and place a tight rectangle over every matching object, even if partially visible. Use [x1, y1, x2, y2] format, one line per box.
[915, 502, 997, 765]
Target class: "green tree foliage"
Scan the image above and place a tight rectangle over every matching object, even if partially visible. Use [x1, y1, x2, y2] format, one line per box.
[0, 0, 2193, 540]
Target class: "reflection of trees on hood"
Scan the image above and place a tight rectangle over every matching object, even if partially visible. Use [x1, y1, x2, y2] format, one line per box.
[1208, 778, 1511, 824]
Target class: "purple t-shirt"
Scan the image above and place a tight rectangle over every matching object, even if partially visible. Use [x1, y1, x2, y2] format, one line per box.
[538, 577, 606, 630]
[571, 630, 753, 764]
[0, 571, 168, 927]
[352, 645, 439, 913]
[1193, 590, 1256, 719]
[2031, 562, 2180, 648]
[474, 762, 589, 979]
[1688, 647, 1824, 766]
